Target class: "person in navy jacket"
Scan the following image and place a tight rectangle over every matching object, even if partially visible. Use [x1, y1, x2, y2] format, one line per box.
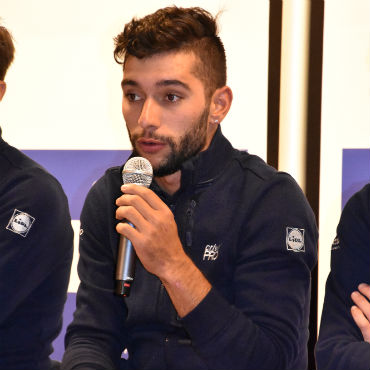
[62, 6, 318, 370]
[0, 24, 73, 370]
[316, 184, 370, 370]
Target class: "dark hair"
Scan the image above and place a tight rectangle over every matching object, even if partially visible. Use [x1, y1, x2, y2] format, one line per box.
[0, 24, 15, 81]
[114, 6, 227, 98]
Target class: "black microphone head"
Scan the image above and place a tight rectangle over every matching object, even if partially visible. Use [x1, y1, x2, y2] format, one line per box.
[122, 157, 153, 188]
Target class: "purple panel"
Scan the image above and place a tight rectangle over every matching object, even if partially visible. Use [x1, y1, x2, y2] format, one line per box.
[342, 149, 370, 209]
[51, 292, 76, 362]
[22, 150, 131, 219]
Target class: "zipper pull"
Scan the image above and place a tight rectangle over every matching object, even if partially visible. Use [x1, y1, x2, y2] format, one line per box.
[185, 199, 197, 247]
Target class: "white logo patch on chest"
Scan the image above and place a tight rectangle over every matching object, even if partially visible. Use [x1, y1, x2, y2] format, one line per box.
[203, 244, 220, 261]
[6, 209, 36, 237]
[286, 227, 305, 252]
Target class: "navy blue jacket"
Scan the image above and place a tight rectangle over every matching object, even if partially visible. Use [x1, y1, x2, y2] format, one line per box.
[316, 184, 370, 370]
[0, 128, 73, 370]
[63, 128, 317, 370]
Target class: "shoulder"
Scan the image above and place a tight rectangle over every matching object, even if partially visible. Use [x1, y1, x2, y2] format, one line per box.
[235, 151, 300, 188]
[80, 165, 122, 221]
[0, 151, 69, 213]
[231, 151, 317, 266]
[235, 151, 277, 180]
[341, 184, 370, 222]
[234, 151, 308, 205]
[336, 184, 370, 254]
[338, 183, 370, 241]
[0, 152, 73, 253]
[1, 145, 67, 201]
[331, 184, 370, 290]
[84, 165, 122, 202]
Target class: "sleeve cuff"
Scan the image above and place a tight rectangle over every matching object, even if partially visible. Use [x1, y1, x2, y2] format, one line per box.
[181, 287, 236, 345]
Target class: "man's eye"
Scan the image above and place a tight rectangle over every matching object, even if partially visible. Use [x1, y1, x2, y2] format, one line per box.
[166, 93, 180, 102]
[126, 93, 141, 102]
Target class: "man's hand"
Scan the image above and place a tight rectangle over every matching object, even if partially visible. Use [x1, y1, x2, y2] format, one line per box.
[116, 183, 184, 279]
[351, 283, 370, 342]
[115, 184, 211, 317]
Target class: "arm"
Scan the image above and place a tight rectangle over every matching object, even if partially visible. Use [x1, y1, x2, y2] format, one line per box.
[116, 175, 318, 370]
[116, 183, 211, 317]
[0, 167, 73, 369]
[316, 278, 370, 370]
[316, 185, 370, 370]
[0, 168, 73, 325]
[180, 176, 318, 370]
[62, 174, 126, 370]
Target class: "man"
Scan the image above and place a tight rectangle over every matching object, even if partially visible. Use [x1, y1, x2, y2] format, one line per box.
[62, 7, 317, 370]
[316, 184, 370, 370]
[0, 25, 73, 370]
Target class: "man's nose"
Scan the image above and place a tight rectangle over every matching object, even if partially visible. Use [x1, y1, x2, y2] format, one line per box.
[138, 98, 161, 131]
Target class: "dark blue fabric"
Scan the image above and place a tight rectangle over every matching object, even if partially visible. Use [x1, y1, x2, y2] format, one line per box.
[0, 130, 73, 370]
[63, 128, 318, 370]
[316, 184, 370, 370]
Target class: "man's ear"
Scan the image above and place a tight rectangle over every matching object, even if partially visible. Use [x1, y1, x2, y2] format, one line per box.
[0, 81, 6, 101]
[208, 86, 233, 126]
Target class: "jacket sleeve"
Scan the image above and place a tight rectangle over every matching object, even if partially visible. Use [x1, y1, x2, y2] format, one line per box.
[0, 168, 73, 326]
[62, 175, 127, 370]
[315, 185, 370, 370]
[181, 174, 318, 370]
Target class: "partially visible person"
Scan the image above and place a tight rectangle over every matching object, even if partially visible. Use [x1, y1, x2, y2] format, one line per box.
[0, 24, 73, 370]
[316, 184, 370, 370]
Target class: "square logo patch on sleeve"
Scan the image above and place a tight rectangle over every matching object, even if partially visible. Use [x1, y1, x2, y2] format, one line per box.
[6, 209, 36, 237]
[286, 227, 305, 252]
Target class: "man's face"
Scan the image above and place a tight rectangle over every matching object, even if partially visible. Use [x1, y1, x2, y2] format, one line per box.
[121, 51, 212, 176]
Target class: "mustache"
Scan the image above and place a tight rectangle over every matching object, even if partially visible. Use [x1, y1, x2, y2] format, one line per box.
[130, 131, 175, 146]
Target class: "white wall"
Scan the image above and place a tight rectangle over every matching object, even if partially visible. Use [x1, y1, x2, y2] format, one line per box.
[0, 0, 269, 157]
[318, 0, 370, 326]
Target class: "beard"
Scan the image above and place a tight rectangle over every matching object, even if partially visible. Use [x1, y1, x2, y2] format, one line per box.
[129, 107, 209, 177]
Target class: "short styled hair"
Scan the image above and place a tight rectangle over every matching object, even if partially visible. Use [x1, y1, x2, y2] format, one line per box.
[0, 24, 15, 81]
[114, 6, 227, 98]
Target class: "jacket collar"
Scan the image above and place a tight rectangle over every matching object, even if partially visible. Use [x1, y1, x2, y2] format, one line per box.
[127, 126, 235, 200]
[178, 126, 235, 192]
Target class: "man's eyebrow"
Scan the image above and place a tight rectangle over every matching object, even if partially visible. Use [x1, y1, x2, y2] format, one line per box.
[121, 79, 138, 89]
[156, 80, 190, 91]
[121, 79, 191, 91]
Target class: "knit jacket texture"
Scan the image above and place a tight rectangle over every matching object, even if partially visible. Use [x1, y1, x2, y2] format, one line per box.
[0, 128, 73, 370]
[63, 128, 318, 370]
[316, 184, 370, 370]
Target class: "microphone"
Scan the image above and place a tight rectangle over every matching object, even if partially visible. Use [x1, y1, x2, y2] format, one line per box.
[115, 156, 153, 297]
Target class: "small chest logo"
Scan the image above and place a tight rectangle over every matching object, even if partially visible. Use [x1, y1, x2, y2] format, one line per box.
[6, 209, 36, 237]
[331, 236, 340, 250]
[203, 244, 220, 261]
[286, 227, 305, 252]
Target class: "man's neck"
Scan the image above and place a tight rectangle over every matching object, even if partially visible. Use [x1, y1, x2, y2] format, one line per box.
[154, 171, 181, 196]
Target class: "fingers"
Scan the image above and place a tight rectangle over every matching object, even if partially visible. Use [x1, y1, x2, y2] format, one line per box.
[116, 220, 139, 242]
[351, 284, 370, 342]
[119, 184, 165, 211]
[351, 305, 370, 342]
[115, 184, 173, 233]
[358, 283, 370, 300]
[351, 286, 370, 322]
[116, 193, 151, 227]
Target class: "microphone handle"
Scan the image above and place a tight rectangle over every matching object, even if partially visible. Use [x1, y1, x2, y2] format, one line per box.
[115, 223, 136, 297]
